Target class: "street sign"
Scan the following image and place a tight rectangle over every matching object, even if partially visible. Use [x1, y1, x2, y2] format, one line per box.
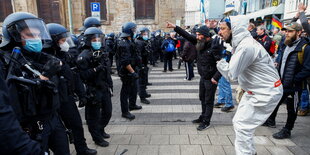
[91, 2, 100, 21]
[91, 2, 100, 12]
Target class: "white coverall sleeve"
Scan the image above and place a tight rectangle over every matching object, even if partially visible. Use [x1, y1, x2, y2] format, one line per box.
[217, 47, 256, 82]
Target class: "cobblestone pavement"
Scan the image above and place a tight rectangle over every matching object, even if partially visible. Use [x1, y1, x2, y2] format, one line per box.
[73, 59, 310, 155]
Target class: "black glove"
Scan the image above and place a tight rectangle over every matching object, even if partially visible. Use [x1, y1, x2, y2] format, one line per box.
[78, 97, 87, 107]
[94, 64, 105, 72]
[211, 36, 224, 51]
[128, 72, 139, 79]
[42, 59, 62, 78]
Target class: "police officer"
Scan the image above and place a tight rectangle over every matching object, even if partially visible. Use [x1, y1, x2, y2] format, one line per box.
[0, 60, 43, 155]
[77, 17, 101, 49]
[135, 27, 152, 104]
[116, 22, 142, 120]
[77, 27, 112, 147]
[46, 23, 97, 155]
[105, 32, 116, 68]
[0, 12, 70, 154]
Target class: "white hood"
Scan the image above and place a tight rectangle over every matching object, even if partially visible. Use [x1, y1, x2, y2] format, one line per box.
[230, 15, 252, 49]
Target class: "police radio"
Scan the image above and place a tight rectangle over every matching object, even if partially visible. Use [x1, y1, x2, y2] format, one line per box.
[6, 47, 21, 80]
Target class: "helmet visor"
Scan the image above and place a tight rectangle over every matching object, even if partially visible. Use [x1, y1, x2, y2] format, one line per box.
[89, 34, 105, 47]
[56, 32, 76, 48]
[9, 19, 52, 46]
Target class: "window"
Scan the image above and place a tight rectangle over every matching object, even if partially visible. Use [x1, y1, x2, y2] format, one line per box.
[134, 0, 155, 19]
[0, 0, 13, 22]
[37, 0, 61, 23]
[85, 0, 107, 20]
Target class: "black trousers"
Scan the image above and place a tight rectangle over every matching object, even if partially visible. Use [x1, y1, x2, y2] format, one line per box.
[138, 67, 148, 98]
[199, 78, 217, 123]
[164, 52, 173, 71]
[85, 90, 112, 143]
[59, 95, 88, 153]
[267, 91, 300, 130]
[41, 114, 70, 155]
[120, 77, 138, 113]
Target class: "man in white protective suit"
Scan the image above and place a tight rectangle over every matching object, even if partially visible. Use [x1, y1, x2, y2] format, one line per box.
[216, 15, 284, 155]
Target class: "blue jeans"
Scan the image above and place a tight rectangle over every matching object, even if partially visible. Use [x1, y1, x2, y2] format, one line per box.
[300, 89, 310, 110]
[217, 77, 233, 107]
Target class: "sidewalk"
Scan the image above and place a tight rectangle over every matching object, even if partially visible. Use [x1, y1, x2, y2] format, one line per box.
[75, 59, 310, 155]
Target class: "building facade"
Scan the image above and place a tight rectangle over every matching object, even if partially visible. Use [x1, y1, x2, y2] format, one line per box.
[185, 0, 224, 27]
[283, 0, 309, 21]
[0, 0, 185, 34]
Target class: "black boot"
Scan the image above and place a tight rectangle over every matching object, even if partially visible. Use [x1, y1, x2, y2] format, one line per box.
[95, 139, 109, 147]
[129, 105, 142, 111]
[122, 112, 135, 120]
[273, 128, 291, 139]
[141, 98, 150, 104]
[145, 93, 151, 98]
[77, 148, 97, 155]
[102, 129, 110, 139]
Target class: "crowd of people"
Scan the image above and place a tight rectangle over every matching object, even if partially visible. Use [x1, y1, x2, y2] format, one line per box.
[0, 3, 310, 155]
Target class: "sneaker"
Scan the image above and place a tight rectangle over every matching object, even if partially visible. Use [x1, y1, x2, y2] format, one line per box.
[297, 109, 309, 116]
[162, 70, 167, 72]
[221, 106, 235, 112]
[272, 128, 291, 139]
[192, 118, 202, 124]
[197, 122, 211, 131]
[141, 98, 150, 104]
[169, 69, 174, 72]
[214, 103, 225, 108]
[262, 119, 276, 128]
[129, 105, 142, 111]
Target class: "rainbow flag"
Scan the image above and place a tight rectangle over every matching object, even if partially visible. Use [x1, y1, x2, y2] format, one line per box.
[272, 15, 282, 29]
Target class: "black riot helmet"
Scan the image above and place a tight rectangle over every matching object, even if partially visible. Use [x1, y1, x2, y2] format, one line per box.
[46, 23, 75, 48]
[136, 27, 150, 40]
[83, 17, 101, 29]
[120, 22, 137, 38]
[83, 27, 105, 48]
[107, 32, 115, 39]
[0, 12, 52, 48]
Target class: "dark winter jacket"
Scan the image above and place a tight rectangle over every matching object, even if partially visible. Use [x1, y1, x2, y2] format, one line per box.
[181, 40, 197, 62]
[278, 37, 310, 92]
[174, 26, 222, 81]
[256, 33, 273, 56]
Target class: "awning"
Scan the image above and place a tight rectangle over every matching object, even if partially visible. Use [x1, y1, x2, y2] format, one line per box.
[246, 3, 284, 20]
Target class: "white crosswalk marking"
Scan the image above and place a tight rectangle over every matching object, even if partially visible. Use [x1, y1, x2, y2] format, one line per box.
[147, 85, 198, 90]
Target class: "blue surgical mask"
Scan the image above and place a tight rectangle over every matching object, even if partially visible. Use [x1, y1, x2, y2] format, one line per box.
[23, 38, 43, 53]
[91, 42, 102, 50]
[142, 35, 148, 41]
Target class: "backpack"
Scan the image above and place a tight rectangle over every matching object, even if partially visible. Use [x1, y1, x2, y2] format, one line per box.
[165, 40, 175, 52]
[263, 35, 276, 55]
[297, 43, 310, 87]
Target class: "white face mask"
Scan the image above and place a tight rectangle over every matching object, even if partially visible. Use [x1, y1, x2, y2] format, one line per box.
[59, 41, 70, 52]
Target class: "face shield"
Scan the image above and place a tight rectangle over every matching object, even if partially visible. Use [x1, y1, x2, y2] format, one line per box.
[141, 31, 150, 40]
[88, 33, 105, 51]
[55, 32, 76, 48]
[8, 18, 52, 47]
